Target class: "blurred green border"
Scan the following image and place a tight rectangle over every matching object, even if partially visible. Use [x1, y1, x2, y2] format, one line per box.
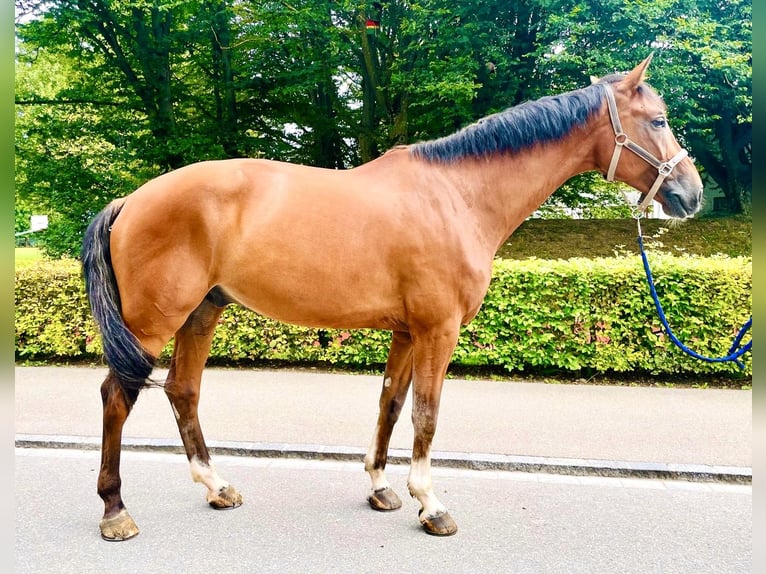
[2, 0, 14, 390]
[2, 0, 15, 554]
[751, 0, 762, 547]
[752, 6, 762, 416]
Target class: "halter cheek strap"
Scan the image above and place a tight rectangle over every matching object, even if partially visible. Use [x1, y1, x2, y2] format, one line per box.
[601, 83, 689, 212]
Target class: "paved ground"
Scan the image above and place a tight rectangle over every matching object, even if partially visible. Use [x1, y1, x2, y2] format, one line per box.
[15, 449, 752, 574]
[15, 365, 752, 479]
[15, 365, 752, 572]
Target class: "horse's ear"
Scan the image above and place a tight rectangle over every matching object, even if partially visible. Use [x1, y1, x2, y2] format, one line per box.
[621, 53, 654, 90]
[589, 75, 600, 85]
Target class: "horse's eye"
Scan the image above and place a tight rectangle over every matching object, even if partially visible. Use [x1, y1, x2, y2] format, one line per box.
[651, 118, 667, 129]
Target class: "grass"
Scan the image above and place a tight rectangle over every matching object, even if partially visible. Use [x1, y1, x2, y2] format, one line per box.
[15, 215, 751, 271]
[15, 247, 43, 268]
[496, 215, 751, 260]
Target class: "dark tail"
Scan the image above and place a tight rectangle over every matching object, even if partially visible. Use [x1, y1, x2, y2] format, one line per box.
[81, 199, 155, 401]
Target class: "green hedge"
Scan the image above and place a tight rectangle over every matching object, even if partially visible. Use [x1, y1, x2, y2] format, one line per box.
[15, 255, 752, 376]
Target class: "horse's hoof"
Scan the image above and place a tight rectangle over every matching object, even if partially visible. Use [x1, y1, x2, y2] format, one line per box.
[368, 487, 402, 512]
[100, 508, 139, 541]
[419, 509, 458, 536]
[207, 485, 243, 509]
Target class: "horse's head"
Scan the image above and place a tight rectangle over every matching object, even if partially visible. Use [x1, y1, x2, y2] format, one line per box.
[594, 55, 703, 218]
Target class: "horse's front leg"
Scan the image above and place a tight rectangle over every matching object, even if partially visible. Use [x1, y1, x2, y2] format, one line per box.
[365, 330, 414, 511]
[407, 324, 460, 536]
[165, 298, 243, 510]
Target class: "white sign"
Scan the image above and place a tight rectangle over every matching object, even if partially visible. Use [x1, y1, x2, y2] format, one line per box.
[30, 215, 48, 231]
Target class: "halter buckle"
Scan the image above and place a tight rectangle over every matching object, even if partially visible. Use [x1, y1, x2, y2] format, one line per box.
[658, 162, 674, 177]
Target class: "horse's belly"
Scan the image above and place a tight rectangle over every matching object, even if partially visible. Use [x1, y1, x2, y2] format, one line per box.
[221, 263, 405, 330]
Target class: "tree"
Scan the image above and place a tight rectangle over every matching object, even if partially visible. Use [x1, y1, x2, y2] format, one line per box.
[15, 41, 152, 256]
[235, 0, 357, 167]
[536, 0, 751, 214]
[15, 0, 751, 257]
[669, 0, 751, 214]
[350, 0, 556, 159]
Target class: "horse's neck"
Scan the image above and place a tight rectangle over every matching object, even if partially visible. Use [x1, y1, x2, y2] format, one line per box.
[446, 134, 598, 253]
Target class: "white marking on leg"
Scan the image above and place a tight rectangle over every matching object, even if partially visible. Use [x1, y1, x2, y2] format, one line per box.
[408, 453, 447, 518]
[189, 456, 230, 495]
[364, 426, 390, 492]
[368, 467, 390, 493]
[384, 377, 392, 388]
[170, 403, 181, 421]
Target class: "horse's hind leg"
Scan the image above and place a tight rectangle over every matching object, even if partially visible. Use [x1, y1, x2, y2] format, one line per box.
[164, 296, 242, 510]
[98, 372, 140, 541]
[364, 331, 414, 511]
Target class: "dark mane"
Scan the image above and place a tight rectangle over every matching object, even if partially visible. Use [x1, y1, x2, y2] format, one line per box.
[410, 79, 618, 163]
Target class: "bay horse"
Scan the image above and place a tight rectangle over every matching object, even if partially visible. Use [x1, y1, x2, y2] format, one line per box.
[81, 55, 702, 540]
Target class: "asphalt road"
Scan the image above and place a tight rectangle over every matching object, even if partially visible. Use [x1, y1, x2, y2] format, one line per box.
[16, 448, 751, 574]
[14, 366, 753, 470]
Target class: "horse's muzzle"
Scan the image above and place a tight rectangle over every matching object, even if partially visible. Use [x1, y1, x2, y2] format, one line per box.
[658, 184, 704, 218]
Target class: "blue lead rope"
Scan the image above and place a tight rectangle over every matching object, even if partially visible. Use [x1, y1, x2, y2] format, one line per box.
[636, 227, 752, 369]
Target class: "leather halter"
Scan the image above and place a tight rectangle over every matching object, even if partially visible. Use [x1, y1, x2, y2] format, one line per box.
[601, 83, 689, 213]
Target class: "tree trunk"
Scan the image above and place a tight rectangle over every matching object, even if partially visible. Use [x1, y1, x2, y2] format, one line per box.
[209, 3, 239, 158]
[131, 5, 182, 169]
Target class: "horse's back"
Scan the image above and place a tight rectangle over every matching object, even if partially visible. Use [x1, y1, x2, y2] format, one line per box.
[107, 155, 491, 333]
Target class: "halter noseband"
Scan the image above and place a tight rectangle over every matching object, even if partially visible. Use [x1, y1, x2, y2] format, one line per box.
[601, 83, 689, 213]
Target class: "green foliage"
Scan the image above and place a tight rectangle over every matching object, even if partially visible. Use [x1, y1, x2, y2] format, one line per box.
[15, 259, 100, 357]
[457, 256, 751, 376]
[537, 173, 633, 219]
[15, 256, 751, 377]
[537, 0, 751, 214]
[14, 0, 752, 257]
[496, 216, 752, 260]
[14, 196, 36, 241]
[14, 44, 154, 257]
